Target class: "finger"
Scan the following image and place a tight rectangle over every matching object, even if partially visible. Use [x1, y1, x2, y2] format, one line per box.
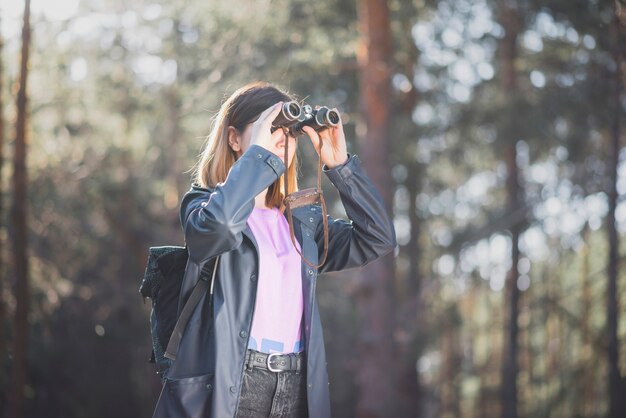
[302, 125, 318, 138]
[260, 101, 284, 125]
[331, 117, 344, 133]
[332, 108, 342, 125]
[315, 124, 331, 137]
[302, 126, 321, 148]
[252, 102, 282, 127]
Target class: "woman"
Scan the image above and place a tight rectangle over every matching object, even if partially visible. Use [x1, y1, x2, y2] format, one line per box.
[169, 82, 396, 418]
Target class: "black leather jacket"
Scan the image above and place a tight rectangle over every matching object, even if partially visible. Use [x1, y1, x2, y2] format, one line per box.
[168, 144, 397, 417]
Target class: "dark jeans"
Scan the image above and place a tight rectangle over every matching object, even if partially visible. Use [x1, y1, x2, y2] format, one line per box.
[235, 362, 308, 418]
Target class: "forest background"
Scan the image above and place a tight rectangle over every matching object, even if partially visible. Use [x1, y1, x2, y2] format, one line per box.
[1, 0, 626, 417]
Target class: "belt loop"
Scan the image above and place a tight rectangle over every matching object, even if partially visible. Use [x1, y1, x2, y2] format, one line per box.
[246, 350, 254, 371]
[292, 353, 298, 375]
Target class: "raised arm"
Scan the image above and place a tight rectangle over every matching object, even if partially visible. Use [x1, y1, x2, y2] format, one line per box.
[314, 153, 397, 274]
[180, 144, 285, 263]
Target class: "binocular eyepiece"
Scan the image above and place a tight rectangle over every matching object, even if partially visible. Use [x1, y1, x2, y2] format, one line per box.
[271, 101, 340, 136]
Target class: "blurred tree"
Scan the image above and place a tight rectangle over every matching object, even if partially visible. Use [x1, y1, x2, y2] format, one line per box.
[0, 12, 7, 415]
[406, 0, 626, 416]
[7, 1, 31, 418]
[354, 1, 403, 417]
[497, 2, 524, 417]
[607, 2, 626, 417]
[387, 0, 427, 415]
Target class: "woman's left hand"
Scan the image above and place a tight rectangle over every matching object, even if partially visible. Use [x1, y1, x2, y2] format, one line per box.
[302, 110, 349, 169]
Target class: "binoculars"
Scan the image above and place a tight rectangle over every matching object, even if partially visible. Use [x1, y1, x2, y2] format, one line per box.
[271, 101, 340, 136]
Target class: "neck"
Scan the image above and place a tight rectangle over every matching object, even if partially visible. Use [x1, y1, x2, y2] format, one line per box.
[255, 188, 269, 209]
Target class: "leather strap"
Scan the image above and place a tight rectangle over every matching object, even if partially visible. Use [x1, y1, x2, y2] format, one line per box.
[164, 256, 220, 360]
[282, 128, 329, 269]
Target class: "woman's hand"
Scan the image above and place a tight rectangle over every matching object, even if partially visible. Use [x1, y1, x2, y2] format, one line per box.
[250, 101, 286, 154]
[302, 109, 349, 169]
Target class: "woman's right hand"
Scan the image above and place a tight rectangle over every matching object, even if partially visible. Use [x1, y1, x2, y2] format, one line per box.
[249, 101, 287, 156]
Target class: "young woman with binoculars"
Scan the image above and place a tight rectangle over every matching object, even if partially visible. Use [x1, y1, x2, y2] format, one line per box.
[158, 81, 396, 418]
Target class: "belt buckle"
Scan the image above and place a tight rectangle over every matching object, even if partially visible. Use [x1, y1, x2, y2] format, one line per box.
[267, 353, 283, 372]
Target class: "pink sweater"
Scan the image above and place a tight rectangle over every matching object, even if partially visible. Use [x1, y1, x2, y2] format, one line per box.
[246, 206, 304, 354]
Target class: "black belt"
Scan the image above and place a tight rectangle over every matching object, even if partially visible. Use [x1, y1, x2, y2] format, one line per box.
[245, 349, 306, 373]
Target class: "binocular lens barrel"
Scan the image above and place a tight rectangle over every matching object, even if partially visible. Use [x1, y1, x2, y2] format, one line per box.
[285, 102, 301, 120]
[315, 107, 340, 127]
[272, 101, 302, 128]
[291, 106, 341, 136]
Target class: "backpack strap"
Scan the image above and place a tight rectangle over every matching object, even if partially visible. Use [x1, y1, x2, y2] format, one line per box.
[164, 256, 220, 361]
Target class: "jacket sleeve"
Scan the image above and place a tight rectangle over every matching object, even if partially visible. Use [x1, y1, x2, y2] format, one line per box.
[180, 144, 286, 263]
[314, 153, 397, 274]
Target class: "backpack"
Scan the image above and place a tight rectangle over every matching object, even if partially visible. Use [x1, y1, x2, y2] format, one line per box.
[139, 245, 219, 380]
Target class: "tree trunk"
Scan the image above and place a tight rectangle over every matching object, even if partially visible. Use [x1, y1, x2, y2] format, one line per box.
[165, 19, 184, 208]
[401, 162, 422, 415]
[355, 0, 400, 416]
[396, 4, 422, 413]
[501, 148, 521, 418]
[440, 307, 461, 418]
[165, 87, 182, 205]
[0, 12, 7, 413]
[7, 1, 31, 418]
[498, 3, 522, 418]
[579, 224, 591, 416]
[607, 4, 625, 416]
[397, 10, 422, 410]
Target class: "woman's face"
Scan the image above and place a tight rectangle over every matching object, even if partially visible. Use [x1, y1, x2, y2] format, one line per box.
[233, 122, 298, 169]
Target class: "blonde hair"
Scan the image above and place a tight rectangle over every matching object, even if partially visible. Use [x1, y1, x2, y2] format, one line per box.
[192, 82, 299, 212]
